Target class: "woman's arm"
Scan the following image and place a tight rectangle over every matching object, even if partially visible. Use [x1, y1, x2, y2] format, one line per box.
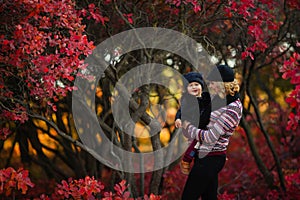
[182, 103, 242, 144]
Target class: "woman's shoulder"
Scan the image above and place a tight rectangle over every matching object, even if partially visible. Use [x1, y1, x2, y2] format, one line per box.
[228, 98, 242, 108]
[226, 99, 243, 115]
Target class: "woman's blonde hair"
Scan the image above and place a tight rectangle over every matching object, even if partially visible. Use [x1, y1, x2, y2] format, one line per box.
[224, 79, 240, 96]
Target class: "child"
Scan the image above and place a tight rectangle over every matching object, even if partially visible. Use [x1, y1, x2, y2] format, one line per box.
[175, 72, 211, 175]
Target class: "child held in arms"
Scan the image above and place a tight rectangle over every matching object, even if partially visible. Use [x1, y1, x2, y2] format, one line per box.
[175, 72, 211, 175]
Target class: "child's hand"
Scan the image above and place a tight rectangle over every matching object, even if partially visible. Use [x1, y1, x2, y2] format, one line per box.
[175, 119, 182, 128]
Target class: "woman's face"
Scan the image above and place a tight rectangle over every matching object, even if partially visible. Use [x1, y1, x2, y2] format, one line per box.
[208, 81, 225, 96]
[187, 82, 202, 96]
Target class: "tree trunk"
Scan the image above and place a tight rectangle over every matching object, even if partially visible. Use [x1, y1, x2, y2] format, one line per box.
[247, 85, 286, 191]
[149, 133, 164, 195]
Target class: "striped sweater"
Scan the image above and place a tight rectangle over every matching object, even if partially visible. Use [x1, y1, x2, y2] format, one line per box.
[186, 98, 243, 155]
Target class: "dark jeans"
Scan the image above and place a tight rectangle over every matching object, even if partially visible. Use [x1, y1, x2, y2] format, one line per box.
[181, 154, 226, 200]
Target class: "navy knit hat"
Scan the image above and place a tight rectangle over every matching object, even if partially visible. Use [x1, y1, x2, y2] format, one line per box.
[206, 65, 234, 82]
[183, 72, 204, 88]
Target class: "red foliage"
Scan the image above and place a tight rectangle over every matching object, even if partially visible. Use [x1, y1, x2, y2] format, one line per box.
[165, 0, 202, 13]
[280, 51, 300, 131]
[0, 167, 34, 197]
[217, 191, 236, 200]
[217, 127, 300, 199]
[51, 178, 162, 200]
[284, 169, 300, 198]
[0, 127, 12, 140]
[0, 0, 95, 136]
[123, 13, 134, 24]
[81, 3, 109, 25]
[161, 164, 187, 199]
[225, 0, 281, 61]
[103, 180, 131, 199]
[0, 168, 162, 199]
[52, 176, 105, 200]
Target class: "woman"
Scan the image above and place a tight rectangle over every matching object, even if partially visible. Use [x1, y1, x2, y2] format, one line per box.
[181, 65, 243, 200]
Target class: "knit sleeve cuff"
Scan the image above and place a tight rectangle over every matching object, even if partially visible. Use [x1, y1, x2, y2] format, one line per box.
[187, 124, 203, 144]
[186, 124, 202, 144]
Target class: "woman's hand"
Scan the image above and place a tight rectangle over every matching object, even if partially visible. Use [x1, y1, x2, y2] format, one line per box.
[182, 120, 190, 129]
[181, 120, 192, 139]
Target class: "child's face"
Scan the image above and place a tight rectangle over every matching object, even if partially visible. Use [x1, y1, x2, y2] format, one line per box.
[187, 82, 202, 96]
